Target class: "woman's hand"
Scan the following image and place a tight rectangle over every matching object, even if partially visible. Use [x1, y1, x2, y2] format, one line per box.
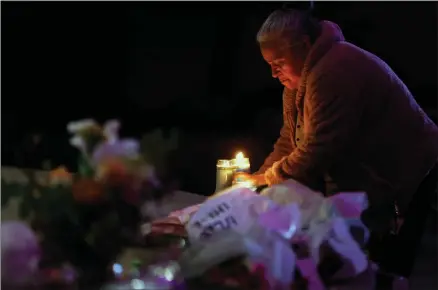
[234, 173, 266, 187]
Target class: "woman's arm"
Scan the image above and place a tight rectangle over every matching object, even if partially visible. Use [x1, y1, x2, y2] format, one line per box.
[265, 66, 365, 185]
[255, 88, 295, 175]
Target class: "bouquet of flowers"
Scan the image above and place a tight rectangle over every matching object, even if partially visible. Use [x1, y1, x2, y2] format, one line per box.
[10, 119, 166, 286]
[144, 182, 374, 290]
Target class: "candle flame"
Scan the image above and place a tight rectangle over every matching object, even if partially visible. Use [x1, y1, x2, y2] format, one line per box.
[236, 152, 244, 160]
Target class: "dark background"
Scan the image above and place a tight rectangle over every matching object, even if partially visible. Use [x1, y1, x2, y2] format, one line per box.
[2, 1, 437, 194]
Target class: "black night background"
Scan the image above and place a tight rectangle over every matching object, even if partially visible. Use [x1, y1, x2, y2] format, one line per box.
[2, 1, 437, 194]
[1, 2, 438, 288]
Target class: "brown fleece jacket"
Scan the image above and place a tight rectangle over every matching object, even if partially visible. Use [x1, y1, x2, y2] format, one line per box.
[256, 21, 438, 213]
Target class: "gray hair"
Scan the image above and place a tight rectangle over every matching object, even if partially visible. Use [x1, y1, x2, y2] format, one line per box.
[256, 9, 321, 45]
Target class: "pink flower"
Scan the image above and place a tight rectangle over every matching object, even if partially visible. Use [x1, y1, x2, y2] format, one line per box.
[91, 139, 140, 165]
[1, 221, 41, 286]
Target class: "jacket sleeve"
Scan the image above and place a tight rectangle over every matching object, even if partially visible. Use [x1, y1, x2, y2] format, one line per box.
[255, 89, 294, 175]
[265, 69, 365, 185]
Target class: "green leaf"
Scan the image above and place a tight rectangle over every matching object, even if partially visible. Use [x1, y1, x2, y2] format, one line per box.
[2, 183, 30, 208]
[18, 199, 32, 219]
[85, 231, 96, 246]
[102, 211, 120, 230]
[78, 155, 94, 177]
[84, 133, 105, 157]
[1, 182, 14, 207]
[65, 208, 80, 226]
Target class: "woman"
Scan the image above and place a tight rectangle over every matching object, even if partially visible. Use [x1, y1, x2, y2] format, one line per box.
[238, 8, 438, 281]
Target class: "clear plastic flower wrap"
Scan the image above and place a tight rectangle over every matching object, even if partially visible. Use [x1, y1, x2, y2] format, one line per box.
[179, 186, 305, 289]
[179, 223, 296, 289]
[142, 185, 264, 240]
[142, 179, 373, 289]
[260, 179, 370, 261]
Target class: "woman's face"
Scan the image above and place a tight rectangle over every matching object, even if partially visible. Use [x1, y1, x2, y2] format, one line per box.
[260, 39, 310, 90]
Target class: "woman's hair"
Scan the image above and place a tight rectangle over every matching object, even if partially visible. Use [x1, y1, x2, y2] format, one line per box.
[256, 8, 321, 45]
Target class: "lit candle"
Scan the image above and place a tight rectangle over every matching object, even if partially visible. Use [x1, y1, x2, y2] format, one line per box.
[215, 159, 235, 192]
[232, 152, 250, 173]
[231, 152, 256, 190]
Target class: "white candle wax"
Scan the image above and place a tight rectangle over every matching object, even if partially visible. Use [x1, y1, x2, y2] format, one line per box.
[215, 160, 235, 192]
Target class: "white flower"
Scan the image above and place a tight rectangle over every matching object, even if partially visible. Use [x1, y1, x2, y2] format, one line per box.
[67, 119, 98, 134]
[140, 223, 152, 236]
[103, 119, 120, 144]
[1, 168, 30, 185]
[69, 136, 86, 152]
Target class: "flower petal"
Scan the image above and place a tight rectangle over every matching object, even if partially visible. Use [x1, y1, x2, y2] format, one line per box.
[91, 139, 140, 165]
[69, 136, 86, 151]
[120, 139, 140, 156]
[103, 119, 120, 144]
[67, 119, 98, 134]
